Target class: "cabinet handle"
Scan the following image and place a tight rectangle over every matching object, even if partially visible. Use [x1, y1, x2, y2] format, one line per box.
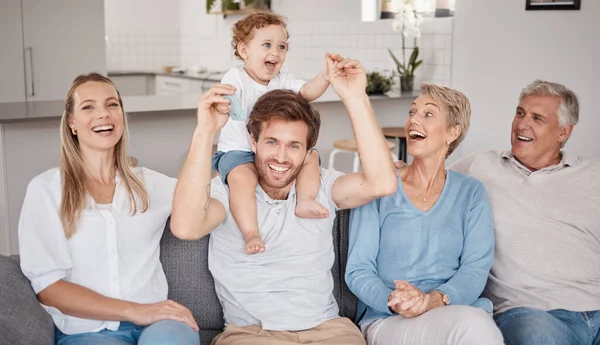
[164, 81, 180, 87]
[27, 47, 35, 97]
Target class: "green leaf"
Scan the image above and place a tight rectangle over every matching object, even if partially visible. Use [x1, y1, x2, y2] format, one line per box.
[388, 48, 407, 74]
[410, 60, 423, 75]
[408, 47, 419, 67]
[206, 0, 216, 13]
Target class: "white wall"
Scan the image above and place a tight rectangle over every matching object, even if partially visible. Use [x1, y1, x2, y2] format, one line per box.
[451, 0, 600, 160]
[104, 0, 181, 71]
[105, 0, 181, 30]
[272, 0, 362, 22]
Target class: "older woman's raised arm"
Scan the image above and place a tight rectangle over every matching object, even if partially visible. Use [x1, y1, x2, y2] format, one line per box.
[345, 198, 395, 315]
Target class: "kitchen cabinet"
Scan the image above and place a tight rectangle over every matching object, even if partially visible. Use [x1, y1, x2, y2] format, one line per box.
[0, 0, 27, 103]
[155, 76, 220, 96]
[190, 79, 220, 95]
[155, 76, 192, 95]
[110, 75, 156, 96]
[0, 0, 106, 103]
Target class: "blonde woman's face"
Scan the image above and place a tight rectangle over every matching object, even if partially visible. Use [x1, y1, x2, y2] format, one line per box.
[69, 81, 124, 153]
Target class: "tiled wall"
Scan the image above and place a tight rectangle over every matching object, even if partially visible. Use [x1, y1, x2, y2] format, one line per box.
[105, 28, 181, 71]
[283, 18, 454, 87]
[179, 16, 454, 88]
[105, 2, 454, 88]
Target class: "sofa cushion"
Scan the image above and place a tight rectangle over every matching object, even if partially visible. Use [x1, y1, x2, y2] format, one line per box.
[0, 254, 54, 345]
[160, 218, 223, 345]
[335, 209, 358, 322]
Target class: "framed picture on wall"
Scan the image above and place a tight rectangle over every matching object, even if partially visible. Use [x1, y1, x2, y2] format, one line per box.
[526, 0, 581, 10]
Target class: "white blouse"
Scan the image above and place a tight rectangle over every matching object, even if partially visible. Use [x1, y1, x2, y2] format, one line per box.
[18, 167, 177, 335]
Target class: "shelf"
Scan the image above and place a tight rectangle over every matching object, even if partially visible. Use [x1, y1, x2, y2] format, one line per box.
[208, 8, 268, 16]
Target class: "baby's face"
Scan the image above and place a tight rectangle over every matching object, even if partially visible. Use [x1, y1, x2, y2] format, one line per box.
[240, 24, 289, 86]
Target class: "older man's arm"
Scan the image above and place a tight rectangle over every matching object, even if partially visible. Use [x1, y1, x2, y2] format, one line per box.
[325, 55, 397, 209]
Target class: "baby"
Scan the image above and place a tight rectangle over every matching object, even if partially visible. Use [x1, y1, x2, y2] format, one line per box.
[213, 11, 334, 254]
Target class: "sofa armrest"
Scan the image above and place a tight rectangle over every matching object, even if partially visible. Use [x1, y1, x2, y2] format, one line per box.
[0, 255, 54, 345]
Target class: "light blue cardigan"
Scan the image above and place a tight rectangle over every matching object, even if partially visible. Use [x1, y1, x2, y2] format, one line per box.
[345, 170, 495, 326]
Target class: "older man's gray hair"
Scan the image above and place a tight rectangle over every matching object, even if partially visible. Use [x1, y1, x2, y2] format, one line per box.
[519, 80, 579, 127]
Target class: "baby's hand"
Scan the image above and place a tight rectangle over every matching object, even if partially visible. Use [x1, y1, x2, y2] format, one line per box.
[222, 94, 246, 121]
[321, 52, 344, 83]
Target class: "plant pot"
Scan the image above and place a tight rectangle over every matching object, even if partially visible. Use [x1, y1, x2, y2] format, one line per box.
[400, 76, 414, 93]
[380, 1, 395, 19]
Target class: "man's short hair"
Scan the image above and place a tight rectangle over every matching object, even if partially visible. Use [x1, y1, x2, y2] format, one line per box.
[247, 89, 321, 149]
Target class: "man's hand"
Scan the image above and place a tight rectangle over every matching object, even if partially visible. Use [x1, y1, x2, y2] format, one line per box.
[387, 280, 430, 318]
[196, 83, 236, 135]
[127, 300, 199, 331]
[319, 52, 343, 83]
[326, 53, 367, 102]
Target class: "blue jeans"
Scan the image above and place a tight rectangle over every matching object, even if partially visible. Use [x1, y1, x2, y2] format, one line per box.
[55, 320, 200, 345]
[495, 307, 600, 345]
[211, 150, 255, 184]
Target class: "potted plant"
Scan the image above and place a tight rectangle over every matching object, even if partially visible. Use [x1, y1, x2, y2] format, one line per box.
[389, 47, 422, 93]
[388, 0, 423, 92]
[380, 0, 395, 19]
[206, 0, 271, 14]
[366, 71, 395, 95]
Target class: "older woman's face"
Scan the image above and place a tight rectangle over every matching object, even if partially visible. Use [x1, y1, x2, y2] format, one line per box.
[405, 94, 457, 159]
[69, 81, 124, 153]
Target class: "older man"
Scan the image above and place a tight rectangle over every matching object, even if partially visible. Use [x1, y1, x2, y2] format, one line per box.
[171, 55, 397, 345]
[450, 80, 600, 345]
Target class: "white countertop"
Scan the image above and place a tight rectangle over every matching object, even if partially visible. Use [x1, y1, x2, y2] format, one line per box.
[108, 70, 227, 82]
[0, 89, 417, 123]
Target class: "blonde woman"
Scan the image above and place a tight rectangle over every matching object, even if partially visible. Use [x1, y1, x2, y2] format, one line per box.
[345, 84, 504, 345]
[18, 73, 200, 345]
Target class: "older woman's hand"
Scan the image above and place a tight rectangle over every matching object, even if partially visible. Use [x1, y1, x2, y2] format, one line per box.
[387, 280, 431, 318]
[394, 160, 407, 176]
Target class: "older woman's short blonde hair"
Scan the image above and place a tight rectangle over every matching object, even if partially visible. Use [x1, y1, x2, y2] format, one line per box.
[420, 83, 471, 157]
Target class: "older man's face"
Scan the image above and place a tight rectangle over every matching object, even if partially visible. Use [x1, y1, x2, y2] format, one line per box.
[511, 95, 570, 170]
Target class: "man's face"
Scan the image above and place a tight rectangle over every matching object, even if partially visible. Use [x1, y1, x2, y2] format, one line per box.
[252, 118, 311, 194]
[511, 94, 571, 170]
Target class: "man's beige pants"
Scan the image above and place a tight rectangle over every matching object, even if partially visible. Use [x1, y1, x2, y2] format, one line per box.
[211, 317, 366, 345]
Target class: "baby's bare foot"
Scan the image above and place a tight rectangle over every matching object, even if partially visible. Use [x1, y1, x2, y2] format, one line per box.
[295, 200, 330, 219]
[243, 233, 265, 254]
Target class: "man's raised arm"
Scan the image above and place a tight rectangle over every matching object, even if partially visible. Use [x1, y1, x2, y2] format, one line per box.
[326, 55, 398, 209]
[170, 84, 235, 240]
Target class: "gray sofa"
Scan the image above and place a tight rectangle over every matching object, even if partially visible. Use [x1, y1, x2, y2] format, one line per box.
[0, 210, 358, 345]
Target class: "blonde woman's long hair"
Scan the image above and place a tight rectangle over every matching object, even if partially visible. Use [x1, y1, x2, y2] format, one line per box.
[59, 73, 148, 238]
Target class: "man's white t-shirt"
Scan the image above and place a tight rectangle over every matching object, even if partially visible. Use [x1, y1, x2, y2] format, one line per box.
[216, 66, 306, 153]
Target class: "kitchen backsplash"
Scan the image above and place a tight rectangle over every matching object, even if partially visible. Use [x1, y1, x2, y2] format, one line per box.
[105, 27, 181, 72]
[106, 17, 453, 87]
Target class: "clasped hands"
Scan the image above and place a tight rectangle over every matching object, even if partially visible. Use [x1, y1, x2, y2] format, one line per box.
[387, 280, 432, 318]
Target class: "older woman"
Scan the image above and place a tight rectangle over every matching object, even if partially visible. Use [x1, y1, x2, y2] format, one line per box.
[345, 84, 503, 344]
[18, 73, 200, 345]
